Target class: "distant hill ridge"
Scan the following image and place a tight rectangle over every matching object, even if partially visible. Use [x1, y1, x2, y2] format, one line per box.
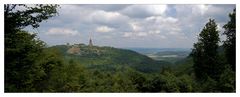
[50, 44, 172, 73]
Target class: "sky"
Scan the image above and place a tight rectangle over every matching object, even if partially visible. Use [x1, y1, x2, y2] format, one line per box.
[25, 4, 235, 48]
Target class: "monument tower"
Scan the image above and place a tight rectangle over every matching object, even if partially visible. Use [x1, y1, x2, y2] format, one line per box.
[89, 32, 93, 47]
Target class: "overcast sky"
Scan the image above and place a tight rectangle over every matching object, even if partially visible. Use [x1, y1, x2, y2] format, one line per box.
[25, 4, 235, 48]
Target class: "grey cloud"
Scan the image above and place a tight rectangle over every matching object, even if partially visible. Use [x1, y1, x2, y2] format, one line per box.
[120, 5, 167, 18]
[77, 4, 131, 11]
[34, 4, 235, 48]
[88, 10, 130, 26]
[204, 4, 235, 22]
[172, 4, 235, 45]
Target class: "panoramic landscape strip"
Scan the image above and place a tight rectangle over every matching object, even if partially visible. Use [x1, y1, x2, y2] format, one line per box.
[4, 4, 236, 92]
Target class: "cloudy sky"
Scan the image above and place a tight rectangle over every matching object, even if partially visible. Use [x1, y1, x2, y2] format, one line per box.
[26, 4, 235, 48]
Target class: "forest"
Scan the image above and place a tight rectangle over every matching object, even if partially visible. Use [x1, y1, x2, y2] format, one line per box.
[4, 4, 236, 92]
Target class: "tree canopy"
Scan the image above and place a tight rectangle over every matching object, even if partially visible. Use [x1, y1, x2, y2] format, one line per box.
[5, 4, 59, 92]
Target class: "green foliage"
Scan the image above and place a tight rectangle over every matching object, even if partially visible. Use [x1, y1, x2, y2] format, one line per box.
[4, 4, 58, 30]
[32, 48, 66, 92]
[223, 9, 236, 71]
[45, 60, 87, 92]
[192, 19, 222, 81]
[4, 4, 59, 92]
[5, 31, 45, 92]
[218, 65, 235, 92]
[141, 69, 195, 92]
[190, 9, 236, 92]
[158, 71, 180, 92]
[127, 69, 148, 92]
[177, 74, 195, 92]
[200, 76, 218, 92]
[174, 57, 194, 76]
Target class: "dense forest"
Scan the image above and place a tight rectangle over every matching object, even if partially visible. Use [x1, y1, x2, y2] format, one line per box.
[4, 4, 236, 92]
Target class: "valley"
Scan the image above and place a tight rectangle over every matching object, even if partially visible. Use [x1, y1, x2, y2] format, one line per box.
[127, 48, 191, 63]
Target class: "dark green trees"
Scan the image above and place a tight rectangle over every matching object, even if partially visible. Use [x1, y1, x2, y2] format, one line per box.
[219, 9, 236, 92]
[192, 9, 236, 92]
[5, 31, 46, 91]
[4, 4, 59, 92]
[192, 19, 221, 81]
[223, 9, 236, 71]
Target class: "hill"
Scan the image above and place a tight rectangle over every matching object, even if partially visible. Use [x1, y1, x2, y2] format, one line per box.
[50, 44, 172, 73]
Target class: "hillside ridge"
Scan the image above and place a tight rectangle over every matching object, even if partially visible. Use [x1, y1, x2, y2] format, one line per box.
[50, 44, 172, 73]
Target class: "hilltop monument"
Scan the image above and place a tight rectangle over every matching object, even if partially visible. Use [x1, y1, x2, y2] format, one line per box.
[67, 32, 94, 54]
[89, 32, 93, 47]
[89, 37, 93, 46]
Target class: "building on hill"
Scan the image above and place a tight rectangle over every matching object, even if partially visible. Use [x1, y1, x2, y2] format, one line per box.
[67, 45, 80, 54]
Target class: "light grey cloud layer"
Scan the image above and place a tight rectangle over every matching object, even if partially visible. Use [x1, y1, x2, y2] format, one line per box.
[29, 4, 235, 48]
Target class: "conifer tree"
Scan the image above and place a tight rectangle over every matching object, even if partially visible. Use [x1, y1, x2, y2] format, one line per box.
[223, 9, 236, 71]
[192, 19, 221, 81]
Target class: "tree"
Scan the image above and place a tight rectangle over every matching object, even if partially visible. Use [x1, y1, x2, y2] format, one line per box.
[223, 9, 236, 71]
[192, 19, 221, 81]
[4, 4, 58, 31]
[4, 4, 59, 92]
[5, 31, 46, 92]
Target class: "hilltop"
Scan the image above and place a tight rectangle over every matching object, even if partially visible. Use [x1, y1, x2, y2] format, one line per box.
[50, 44, 171, 73]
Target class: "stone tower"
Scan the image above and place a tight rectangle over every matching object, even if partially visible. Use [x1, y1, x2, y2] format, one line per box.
[89, 37, 93, 46]
[89, 32, 93, 47]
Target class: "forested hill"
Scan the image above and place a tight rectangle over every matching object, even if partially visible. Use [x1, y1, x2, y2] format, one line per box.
[50, 44, 171, 73]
